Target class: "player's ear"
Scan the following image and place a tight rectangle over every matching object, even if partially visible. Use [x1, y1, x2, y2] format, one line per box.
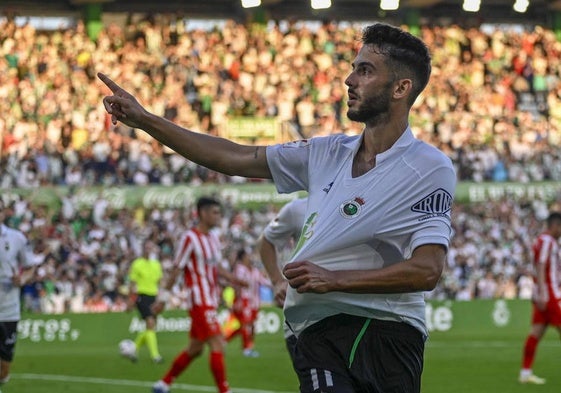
[393, 78, 412, 100]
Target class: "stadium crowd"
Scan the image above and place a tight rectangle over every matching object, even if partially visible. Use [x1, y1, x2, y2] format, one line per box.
[0, 17, 560, 187]
[1, 16, 561, 313]
[3, 189, 559, 315]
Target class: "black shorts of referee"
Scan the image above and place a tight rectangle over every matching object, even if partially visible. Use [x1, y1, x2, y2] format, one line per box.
[136, 294, 157, 319]
[292, 313, 424, 393]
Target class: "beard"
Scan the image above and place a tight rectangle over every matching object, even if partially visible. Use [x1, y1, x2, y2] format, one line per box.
[347, 84, 393, 123]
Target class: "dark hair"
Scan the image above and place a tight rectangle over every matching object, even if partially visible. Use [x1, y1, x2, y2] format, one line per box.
[196, 196, 221, 214]
[361, 23, 431, 106]
[547, 211, 561, 227]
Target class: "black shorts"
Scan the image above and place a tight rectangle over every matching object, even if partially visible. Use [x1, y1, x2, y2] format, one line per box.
[292, 314, 424, 393]
[285, 333, 298, 367]
[0, 321, 18, 362]
[136, 294, 157, 319]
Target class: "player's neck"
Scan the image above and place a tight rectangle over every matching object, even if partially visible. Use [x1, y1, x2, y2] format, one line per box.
[196, 223, 211, 234]
[361, 119, 408, 156]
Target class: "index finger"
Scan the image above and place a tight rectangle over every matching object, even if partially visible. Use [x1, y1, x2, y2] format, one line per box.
[97, 72, 122, 93]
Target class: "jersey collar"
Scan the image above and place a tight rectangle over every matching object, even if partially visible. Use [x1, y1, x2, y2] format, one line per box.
[342, 126, 415, 163]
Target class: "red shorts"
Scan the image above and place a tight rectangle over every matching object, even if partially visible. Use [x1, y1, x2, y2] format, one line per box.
[232, 298, 258, 324]
[532, 297, 561, 326]
[189, 305, 222, 341]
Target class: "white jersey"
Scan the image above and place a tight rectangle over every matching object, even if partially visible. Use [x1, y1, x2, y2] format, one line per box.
[263, 197, 308, 339]
[0, 224, 33, 321]
[263, 197, 308, 250]
[266, 129, 456, 337]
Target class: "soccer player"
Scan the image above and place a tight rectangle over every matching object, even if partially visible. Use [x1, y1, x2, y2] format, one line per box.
[151, 197, 245, 393]
[256, 197, 307, 361]
[100, 22, 456, 393]
[126, 239, 164, 363]
[224, 248, 270, 357]
[0, 201, 36, 391]
[518, 211, 561, 385]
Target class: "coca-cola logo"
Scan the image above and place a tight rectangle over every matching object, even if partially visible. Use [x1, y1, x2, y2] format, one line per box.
[142, 187, 194, 208]
[75, 188, 126, 209]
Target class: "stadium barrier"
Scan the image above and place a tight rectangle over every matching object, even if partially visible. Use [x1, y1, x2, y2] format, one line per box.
[18, 299, 531, 344]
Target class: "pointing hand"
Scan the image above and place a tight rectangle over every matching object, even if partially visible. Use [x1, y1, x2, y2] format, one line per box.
[98, 72, 146, 129]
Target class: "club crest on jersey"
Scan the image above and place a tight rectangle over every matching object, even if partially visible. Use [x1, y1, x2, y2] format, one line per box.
[411, 188, 452, 220]
[339, 197, 365, 219]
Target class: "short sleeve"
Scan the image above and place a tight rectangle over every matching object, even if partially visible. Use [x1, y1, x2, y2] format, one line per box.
[263, 200, 300, 248]
[266, 140, 311, 194]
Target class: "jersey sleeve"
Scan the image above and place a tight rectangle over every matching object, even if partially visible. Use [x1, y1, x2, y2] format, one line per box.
[407, 163, 456, 254]
[174, 232, 193, 268]
[266, 140, 311, 194]
[263, 199, 301, 248]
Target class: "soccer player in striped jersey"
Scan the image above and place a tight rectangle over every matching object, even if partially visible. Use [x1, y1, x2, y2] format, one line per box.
[224, 247, 270, 357]
[151, 197, 245, 393]
[519, 211, 561, 385]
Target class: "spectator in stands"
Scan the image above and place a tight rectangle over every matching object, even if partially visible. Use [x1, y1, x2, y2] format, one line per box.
[1, 19, 561, 187]
[0, 17, 560, 311]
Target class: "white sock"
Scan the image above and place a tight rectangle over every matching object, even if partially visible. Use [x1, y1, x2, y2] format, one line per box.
[520, 369, 532, 378]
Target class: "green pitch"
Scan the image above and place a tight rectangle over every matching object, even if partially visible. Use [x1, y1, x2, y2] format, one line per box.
[6, 301, 561, 392]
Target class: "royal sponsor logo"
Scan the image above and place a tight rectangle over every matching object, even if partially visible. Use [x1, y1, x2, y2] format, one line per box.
[411, 188, 452, 215]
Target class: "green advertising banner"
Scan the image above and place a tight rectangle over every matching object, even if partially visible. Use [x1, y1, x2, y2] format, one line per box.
[18, 300, 532, 344]
[455, 181, 561, 203]
[3, 181, 559, 211]
[1, 183, 303, 211]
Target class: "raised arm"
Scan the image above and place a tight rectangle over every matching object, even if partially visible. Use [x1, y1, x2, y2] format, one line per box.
[98, 72, 272, 179]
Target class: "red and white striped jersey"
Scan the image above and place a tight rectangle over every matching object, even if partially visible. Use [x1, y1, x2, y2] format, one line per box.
[532, 232, 561, 300]
[233, 263, 270, 310]
[174, 227, 223, 308]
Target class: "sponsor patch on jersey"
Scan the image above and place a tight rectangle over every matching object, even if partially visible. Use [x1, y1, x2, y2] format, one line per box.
[411, 188, 452, 219]
[339, 197, 365, 219]
[282, 140, 310, 148]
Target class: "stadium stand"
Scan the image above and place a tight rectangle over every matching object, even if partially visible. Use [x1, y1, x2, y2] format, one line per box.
[0, 7, 560, 311]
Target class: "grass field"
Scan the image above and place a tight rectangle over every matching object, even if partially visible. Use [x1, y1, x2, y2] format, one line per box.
[6, 301, 560, 393]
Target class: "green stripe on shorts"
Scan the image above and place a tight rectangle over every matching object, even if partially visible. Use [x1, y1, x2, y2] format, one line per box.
[348, 318, 371, 368]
